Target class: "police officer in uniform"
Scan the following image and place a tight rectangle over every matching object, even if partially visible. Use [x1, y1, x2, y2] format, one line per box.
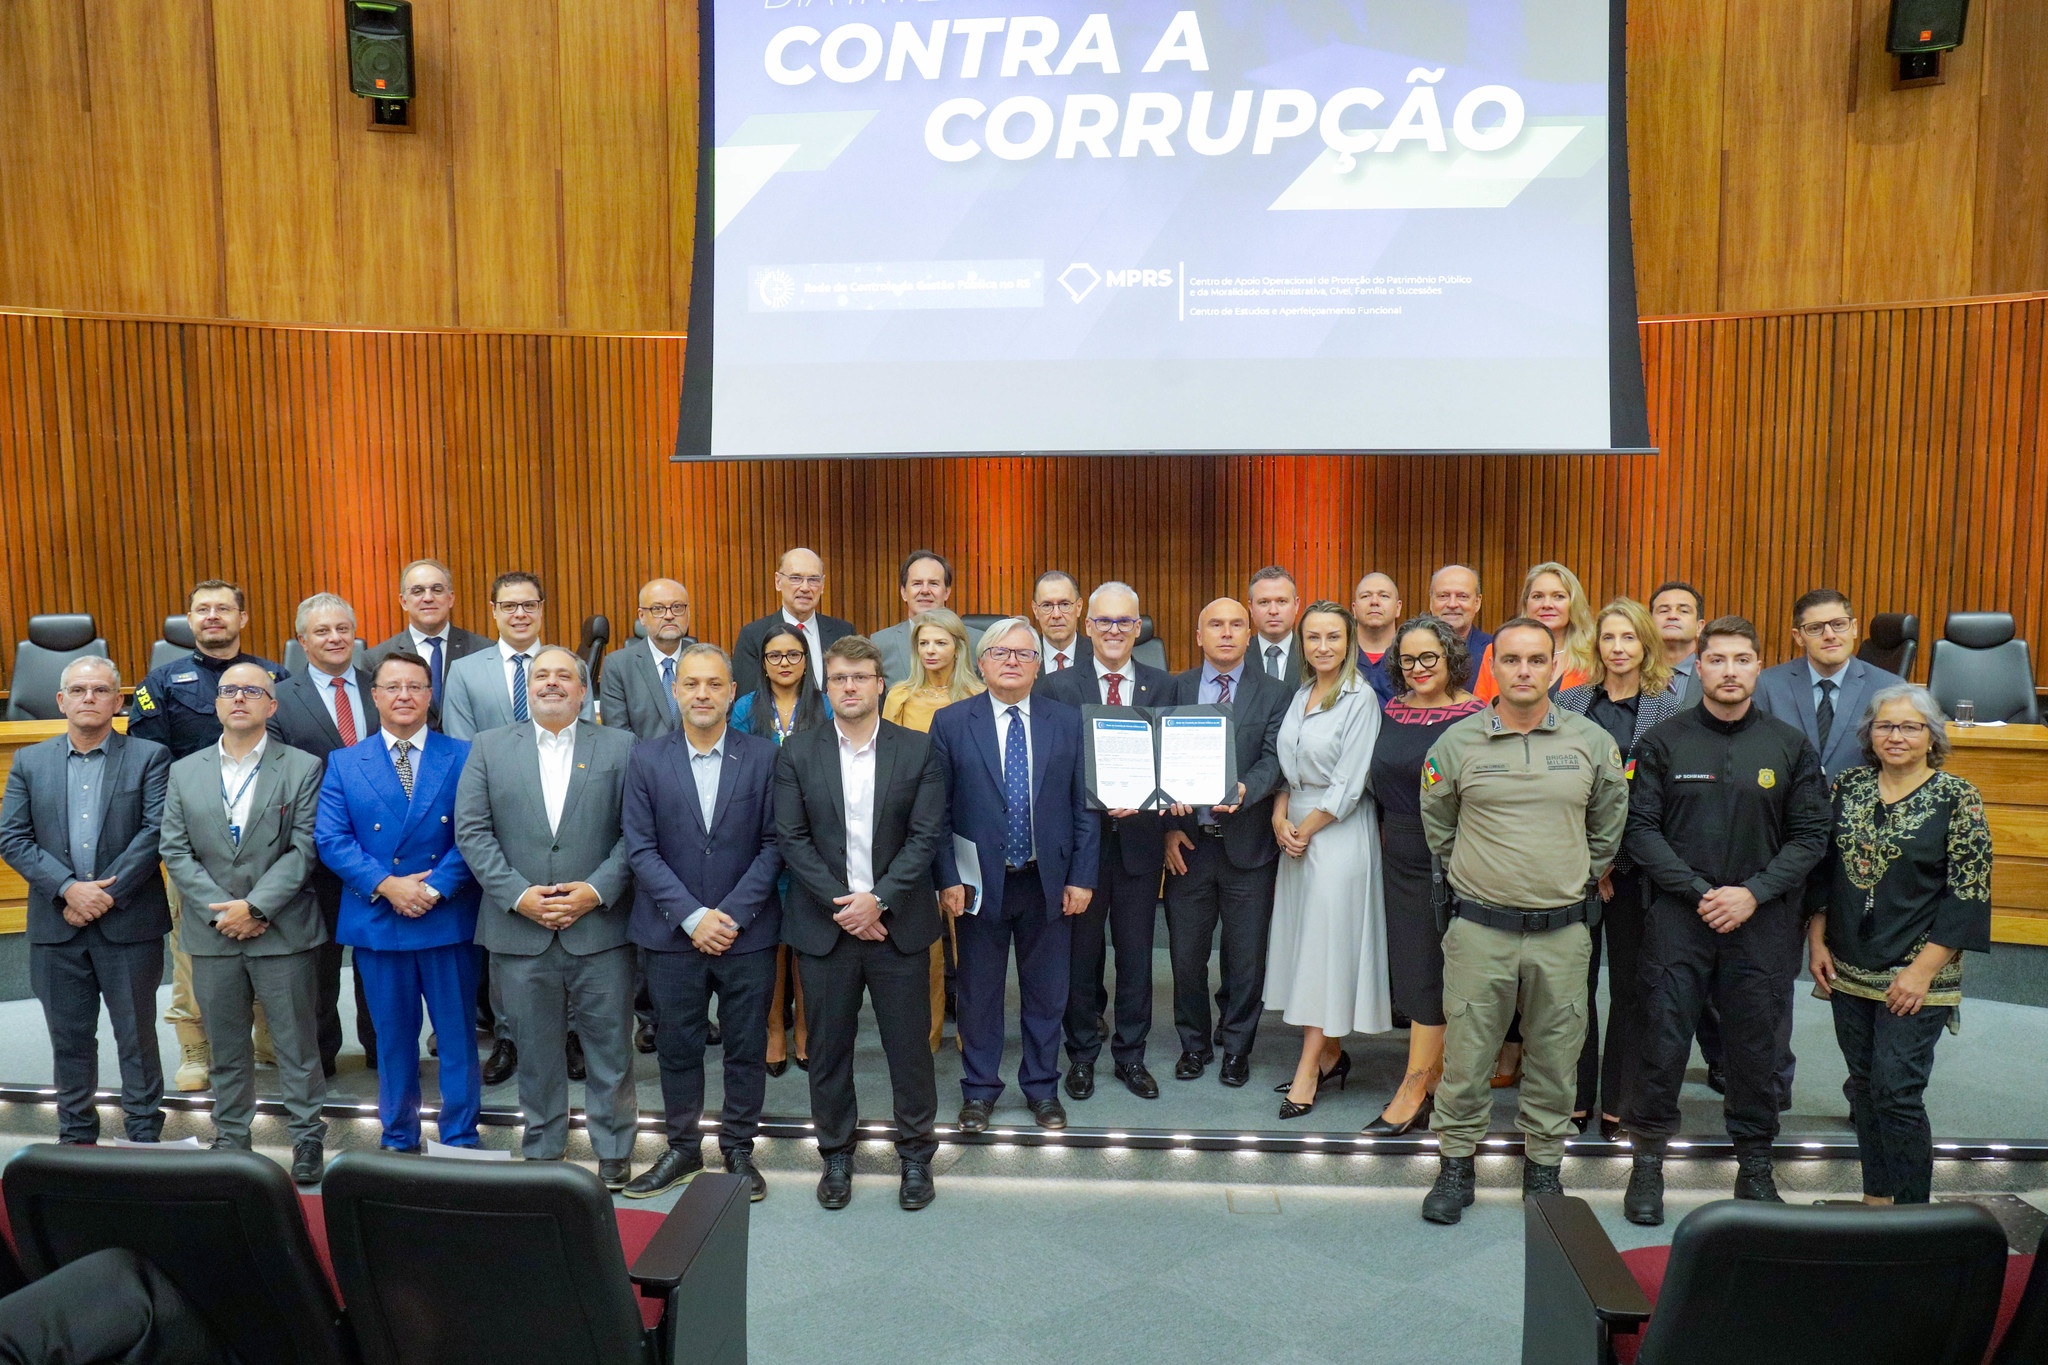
[1418, 617, 1629, 1224]
[1621, 616, 1829, 1223]
[129, 580, 290, 1090]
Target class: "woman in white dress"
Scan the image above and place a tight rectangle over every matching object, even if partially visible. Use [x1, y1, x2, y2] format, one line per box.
[1267, 601, 1390, 1120]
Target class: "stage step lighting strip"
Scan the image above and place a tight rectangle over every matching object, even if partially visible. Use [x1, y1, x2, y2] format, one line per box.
[2, 1087, 2042, 1162]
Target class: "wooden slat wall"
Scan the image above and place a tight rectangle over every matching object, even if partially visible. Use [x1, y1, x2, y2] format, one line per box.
[1, 0, 2045, 327]
[3, 295, 2046, 684]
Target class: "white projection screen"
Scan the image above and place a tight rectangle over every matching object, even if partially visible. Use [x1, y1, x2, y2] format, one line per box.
[674, 0, 1652, 459]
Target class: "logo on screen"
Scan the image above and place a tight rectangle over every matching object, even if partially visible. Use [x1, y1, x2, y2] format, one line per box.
[1058, 263, 1101, 303]
[758, 269, 797, 309]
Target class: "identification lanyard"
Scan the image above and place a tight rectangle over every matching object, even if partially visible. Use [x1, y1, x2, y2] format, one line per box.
[222, 759, 261, 846]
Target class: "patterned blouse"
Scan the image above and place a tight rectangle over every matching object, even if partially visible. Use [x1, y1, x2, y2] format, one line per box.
[1810, 766, 1994, 1022]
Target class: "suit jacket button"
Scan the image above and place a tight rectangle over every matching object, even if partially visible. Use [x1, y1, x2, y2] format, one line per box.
[393, 858, 401, 866]
[441, 815, 449, 823]
[374, 823, 381, 831]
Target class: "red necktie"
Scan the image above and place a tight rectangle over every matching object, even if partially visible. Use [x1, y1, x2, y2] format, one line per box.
[1105, 672, 1124, 705]
[1215, 672, 1232, 703]
[332, 677, 359, 745]
[1055, 651, 1068, 670]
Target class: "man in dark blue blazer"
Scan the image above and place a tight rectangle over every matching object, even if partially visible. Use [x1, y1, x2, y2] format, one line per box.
[933, 617, 1099, 1133]
[314, 651, 483, 1151]
[1038, 582, 1171, 1101]
[620, 644, 782, 1202]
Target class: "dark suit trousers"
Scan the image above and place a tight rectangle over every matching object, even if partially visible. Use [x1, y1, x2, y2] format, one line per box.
[1065, 828, 1159, 1067]
[0, 1247, 231, 1365]
[312, 870, 375, 1069]
[645, 943, 773, 1154]
[1165, 832, 1278, 1058]
[957, 869, 1071, 1103]
[31, 924, 165, 1144]
[796, 933, 937, 1161]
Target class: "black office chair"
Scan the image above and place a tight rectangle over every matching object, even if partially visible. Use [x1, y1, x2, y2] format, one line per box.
[149, 615, 197, 672]
[322, 1152, 747, 1365]
[1926, 612, 2041, 725]
[1858, 612, 1920, 679]
[1132, 613, 1167, 671]
[578, 615, 612, 685]
[1, 1144, 354, 1364]
[5, 615, 107, 721]
[1523, 1194, 2008, 1365]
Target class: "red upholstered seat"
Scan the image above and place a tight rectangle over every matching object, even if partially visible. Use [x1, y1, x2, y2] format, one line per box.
[1614, 1245, 2034, 1365]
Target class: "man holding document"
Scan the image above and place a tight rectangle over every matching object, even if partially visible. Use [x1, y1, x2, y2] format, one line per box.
[933, 619, 1098, 1134]
[1041, 583, 1171, 1100]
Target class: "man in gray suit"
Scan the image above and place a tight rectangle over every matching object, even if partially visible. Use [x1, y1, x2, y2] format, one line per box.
[159, 662, 329, 1182]
[873, 550, 955, 688]
[1756, 588, 1905, 781]
[599, 577, 696, 740]
[1652, 581, 1707, 708]
[0, 657, 172, 1146]
[454, 646, 638, 1186]
[443, 572, 592, 742]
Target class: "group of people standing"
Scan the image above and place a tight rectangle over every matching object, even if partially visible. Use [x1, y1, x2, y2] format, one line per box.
[0, 548, 1993, 1220]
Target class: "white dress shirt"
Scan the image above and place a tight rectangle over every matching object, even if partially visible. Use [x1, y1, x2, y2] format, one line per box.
[836, 719, 879, 896]
[678, 732, 726, 936]
[995, 693, 1037, 859]
[382, 727, 429, 761]
[311, 666, 367, 737]
[409, 626, 451, 653]
[1038, 634, 1080, 672]
[1093, 652, 1133, 702]
[1256, 633, 1294, 680]
[218, 737, 267, 838]
[534, 720, 577, 835]
[783, 609, 826, 688]
[498, 638, 538, 705]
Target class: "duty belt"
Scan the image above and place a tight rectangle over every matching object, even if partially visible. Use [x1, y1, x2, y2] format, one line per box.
[1452, 897, 1588, 934]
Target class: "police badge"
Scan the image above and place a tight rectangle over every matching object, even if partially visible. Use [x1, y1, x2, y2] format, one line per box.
[1757, 768, 1776, 789]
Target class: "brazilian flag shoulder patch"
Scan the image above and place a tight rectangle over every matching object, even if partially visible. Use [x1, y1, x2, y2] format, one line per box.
[1624, 757, 1636, 781]
[134, 685, 155, 712]
[1423, 756, 1446, 788]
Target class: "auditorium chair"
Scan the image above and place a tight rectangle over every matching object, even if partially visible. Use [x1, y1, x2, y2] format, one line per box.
[283, 638, 370, 677]
[4, 615, 107, 721]
[149, 614, 196, 671]
[1522, 1194, 2009, 1365]
[1, 1144, 355, 1364]
[1926, 612, 2041, 725]
[579, 614, 612, 684]
[1991, 1244, 2048, 1364]
[321, 1151, 748, 1365]
[1857, 612, 1919, 679]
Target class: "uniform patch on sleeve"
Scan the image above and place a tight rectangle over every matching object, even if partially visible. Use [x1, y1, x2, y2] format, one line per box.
[1423, 757, 1446, 787]
[135, 686, 155, 711]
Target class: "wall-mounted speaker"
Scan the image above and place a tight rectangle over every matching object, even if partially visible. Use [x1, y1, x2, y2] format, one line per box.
[1886, 0, 1968, 53]
[346, 1, 415, 99]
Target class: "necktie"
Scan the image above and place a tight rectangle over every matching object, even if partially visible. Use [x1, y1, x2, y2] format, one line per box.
[1215, 671, 1233, 704]
[1816, 678, 1837, 750]
[1266, 643, 1283, 679]
[392, 739, 416, 800]
[332, 677, 359, 746]
[1054, 651, 1068, 671]
[1105, 672, 1124, 706]
[660, 655, 678, 721]
[511, 653, 530, 721]
[426, 636, 445, 708]
[1002, 705, 1033, 867]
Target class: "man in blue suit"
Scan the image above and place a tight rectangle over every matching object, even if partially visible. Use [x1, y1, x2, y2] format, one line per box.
[620, 644, 782, 1202]
[315, 651, 483, 1151]
[1754, 588, 1905, 783]
[933, 617, 1099, 1133]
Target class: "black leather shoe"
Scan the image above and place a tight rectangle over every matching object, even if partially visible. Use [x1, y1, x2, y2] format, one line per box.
[957, 1099, 994, 1134]
[208, 1134, 248, 1152]
[1599, 1116, 1625, 1142]
[899, 1159, 935, 1211]
[793, 1055, 809, 1071]
[1213, 1023, 1225, 1048]
[291, 1140, 324, 1184]
[362, 1040, 378, 1071]
[1521, 1160, 1565, 1197]
[635, 1020, 657, 1054]
[623, 1147, 703, 1199]
[1114, 1062, 1159, 1099]
[1065, 1062, 1095, 1101]
[598, 1158, 630, 1191]
[766, 1058, 789, 1077]
[321, 1058, 339, 1081]
[1219, 1054, 1250, 1088]
[1705, 1063, 1727, 1095]
[1029, 1097, 1068, 1130]
[726, 1150, 767, 1202]
[1624, 1151, 1664, 1225]
[482, 1038, 517, 1087]
[1734, 1152, 1783, 1202]
[817, 1152, 853, 1210]
[1421, 1155, 1476, 1224]
[1174, 1051, 1210, 1081]
[566, 1031, 587, 1082]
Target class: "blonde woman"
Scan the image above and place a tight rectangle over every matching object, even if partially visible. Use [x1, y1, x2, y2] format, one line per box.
[880, 607, 983, 1052]
[1474, 563, 1596, 702]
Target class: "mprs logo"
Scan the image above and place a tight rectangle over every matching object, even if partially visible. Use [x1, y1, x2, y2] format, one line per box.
[1058, 263, 1175, 303]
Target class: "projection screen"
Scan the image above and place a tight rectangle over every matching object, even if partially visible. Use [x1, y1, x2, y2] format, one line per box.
[675, 0, 1652, 459]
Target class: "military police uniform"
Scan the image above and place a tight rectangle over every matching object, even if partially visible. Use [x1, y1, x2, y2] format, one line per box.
[1416, 701, 1629, 1223]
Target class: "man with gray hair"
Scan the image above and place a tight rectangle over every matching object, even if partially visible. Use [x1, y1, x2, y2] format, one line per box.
[269, 592, 382, 1074]
[1429, 565, 1491, 659]
[454, 645, 640, 1188]
[0, 656, 173, 1145]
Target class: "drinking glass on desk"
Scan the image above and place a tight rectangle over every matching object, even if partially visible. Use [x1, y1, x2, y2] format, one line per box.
[1954, 700, 1976, 727]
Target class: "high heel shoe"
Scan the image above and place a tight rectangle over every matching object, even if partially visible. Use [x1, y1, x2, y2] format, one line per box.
[1362, 1090, 1435, 1137]
[1599, 1115, 1625, 1141]
[766, 1057, 789, 1077]
[1276, 1050, 1352, 1119]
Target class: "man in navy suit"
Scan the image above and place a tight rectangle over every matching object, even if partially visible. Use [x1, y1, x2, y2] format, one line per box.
[933, 618, 1099, 1133]
[315, 651, 483, 1151]
[1038, 582, 1171, 1100]
[621, 644, 782, 1202]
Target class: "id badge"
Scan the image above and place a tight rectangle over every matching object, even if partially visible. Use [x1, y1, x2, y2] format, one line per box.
[228, 823, 242, 847]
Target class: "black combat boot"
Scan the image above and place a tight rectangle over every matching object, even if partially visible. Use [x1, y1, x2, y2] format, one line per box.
[1733, 1150, 1783, 1202]
[1624, 1149, 1665, 1225]
[1421, 1155, 1477, 1224]
[1521, 1159, 1565, 1197]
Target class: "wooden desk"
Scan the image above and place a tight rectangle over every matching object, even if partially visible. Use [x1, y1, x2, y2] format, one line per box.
[1944, 723, 2048, 946]
[0, 717, 128, 935]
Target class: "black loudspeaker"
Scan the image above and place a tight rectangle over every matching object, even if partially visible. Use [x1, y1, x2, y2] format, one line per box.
[1886, 0, 1968, 53]
[346, 1, 415, 99]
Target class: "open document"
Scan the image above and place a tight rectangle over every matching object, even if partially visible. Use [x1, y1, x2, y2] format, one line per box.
[1080, 705, 1238, 811]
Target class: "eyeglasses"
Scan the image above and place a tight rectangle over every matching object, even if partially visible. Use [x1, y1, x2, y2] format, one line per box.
[62, 685, 117, 699]
[373, 682, 432, 696]
[1036, 599, 1078, 613]
[216, 685, 272, 700]
[493, 598, 544, 615]
[780, 574, 825, 588]
[1089, 616, 1139, 633]
[763, 650, 807, 665]
[640, 602, 689, 617]
[1797, 617, 1854, 638]
[982, 647, 1040, 664]
[1871, 721, 1930, 738]
[825, 672, 878, 687]
[1398, 652, 1444, 671]
[402, 583, 452, 599]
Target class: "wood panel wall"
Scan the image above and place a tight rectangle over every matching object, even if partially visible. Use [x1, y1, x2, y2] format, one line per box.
[3, 295, 2045, 688]
[0, 0, 2042, 328]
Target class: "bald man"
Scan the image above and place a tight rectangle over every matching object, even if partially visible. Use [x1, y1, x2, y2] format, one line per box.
[732, 549, 854, 698]
[1158, 599, 1289, 1087]
[601, 578, 699, 739]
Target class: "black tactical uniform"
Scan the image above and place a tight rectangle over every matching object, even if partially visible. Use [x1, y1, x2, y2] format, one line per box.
[128, 652, 290, 760]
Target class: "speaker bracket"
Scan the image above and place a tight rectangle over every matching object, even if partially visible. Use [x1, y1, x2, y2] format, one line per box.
[367, 97, 415, 133]
[1893, 50, 1944, 87]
